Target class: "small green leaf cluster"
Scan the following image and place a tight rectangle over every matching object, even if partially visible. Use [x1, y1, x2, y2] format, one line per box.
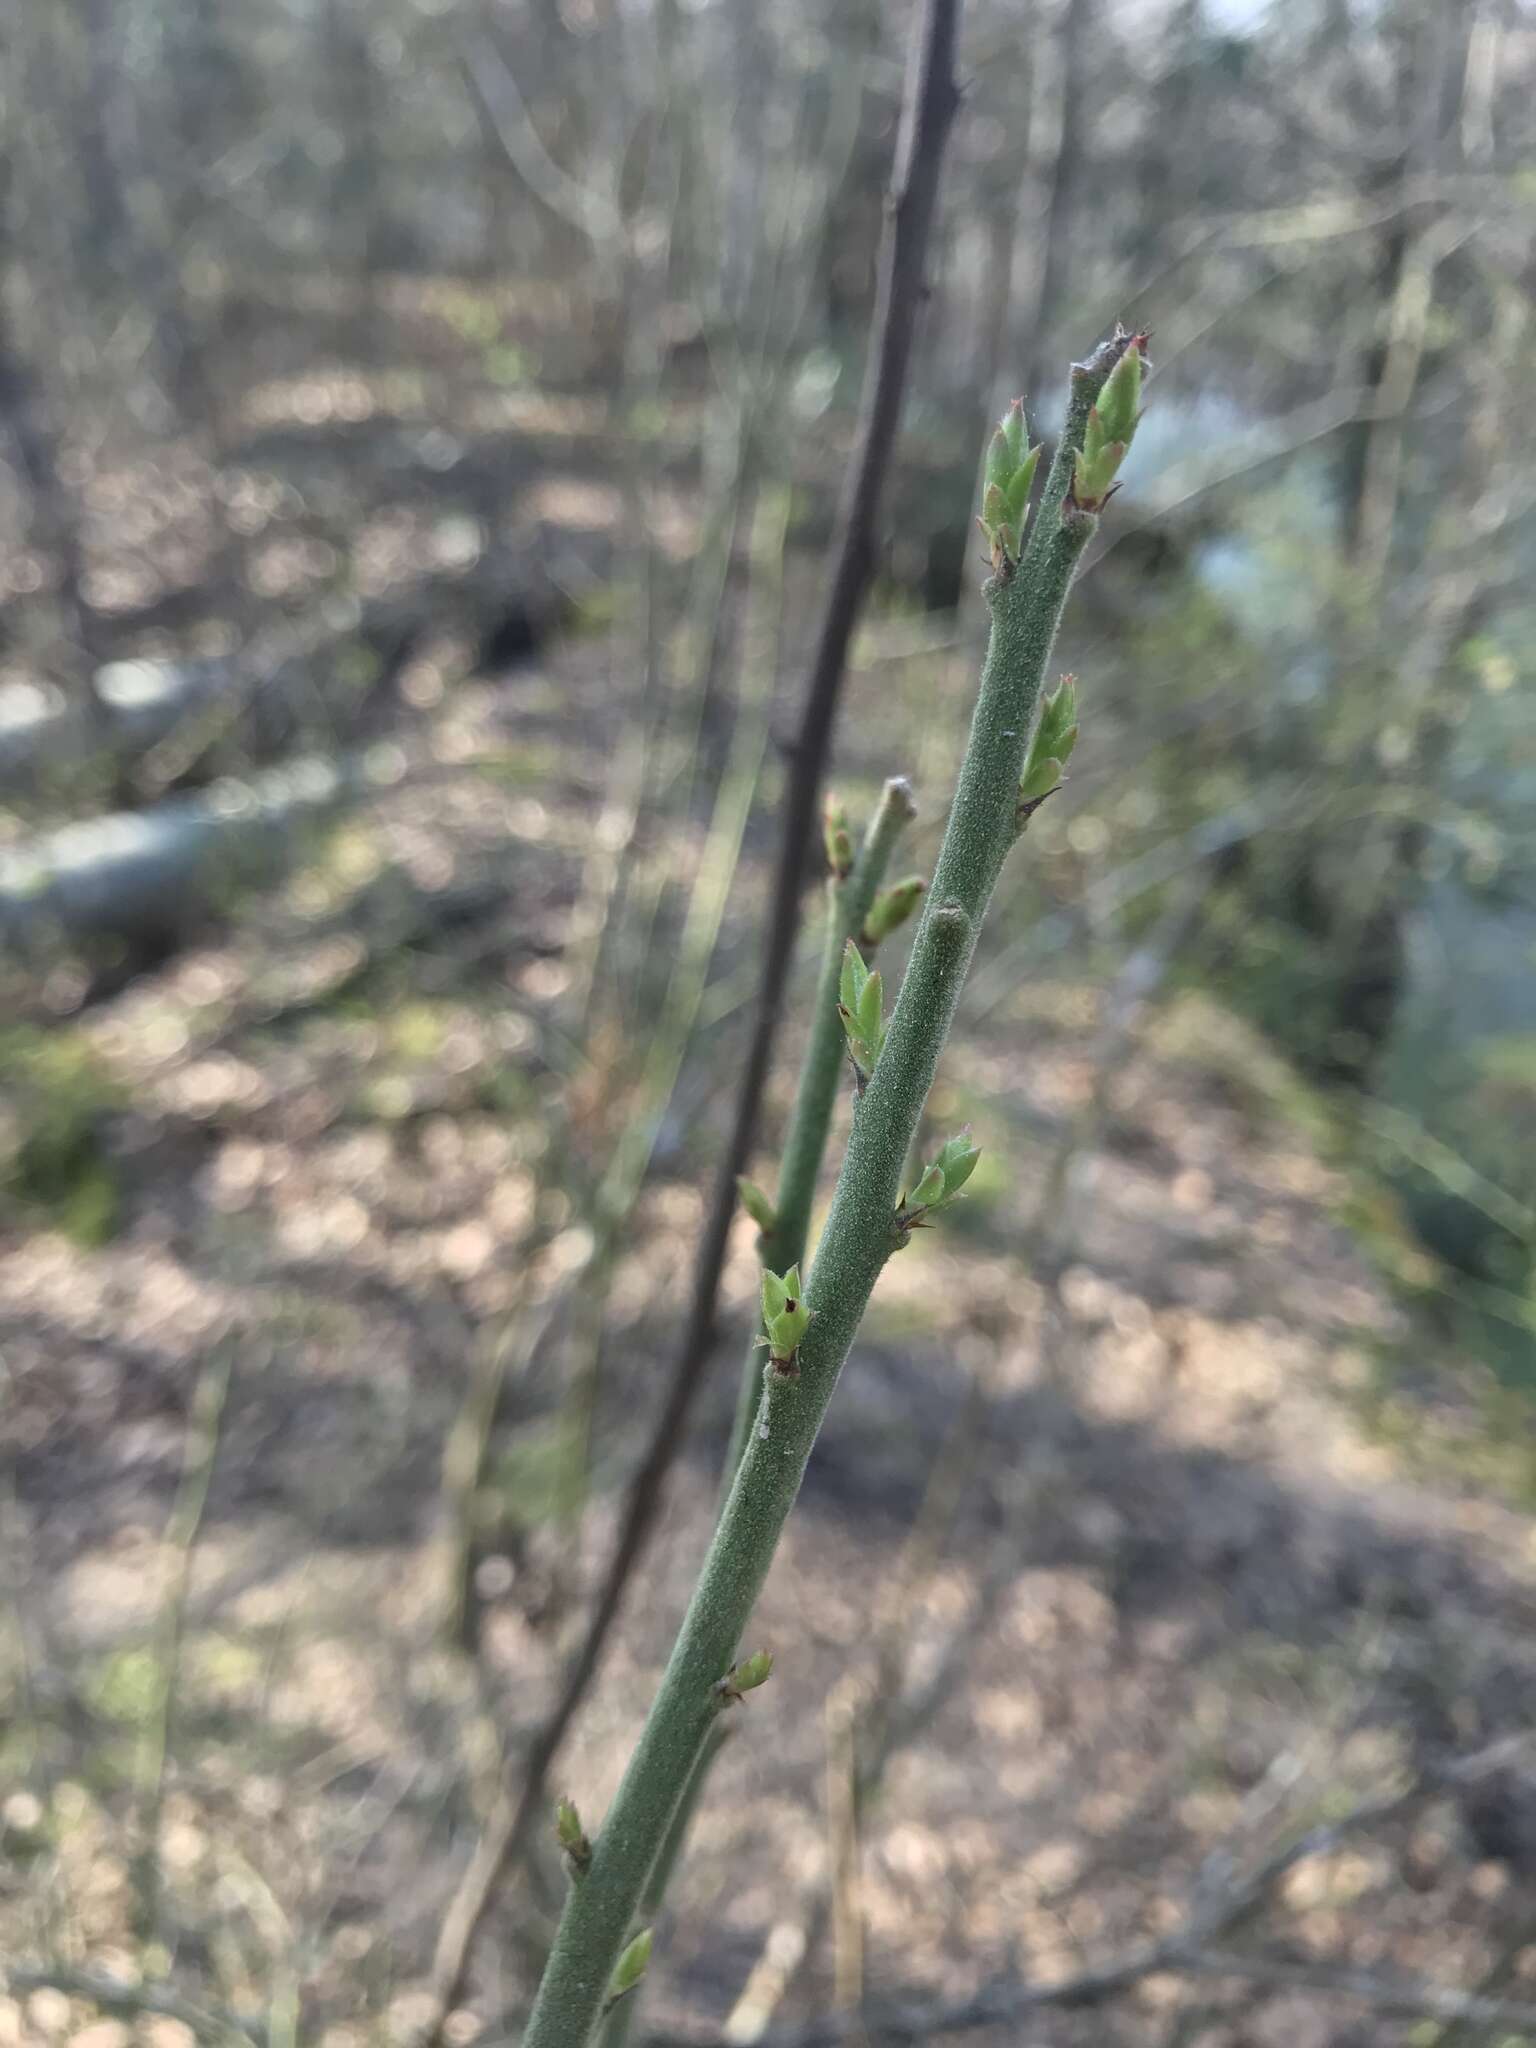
[760, 1265, 810, 1364]
[1071, 329, 1147, 510]
[861, 874, 926, 949]
[978, 399, 1042, 570]
[837, 940, 886, 1084]
[900, 1130, 981, 1225]
[1018, 674, 1080, 817]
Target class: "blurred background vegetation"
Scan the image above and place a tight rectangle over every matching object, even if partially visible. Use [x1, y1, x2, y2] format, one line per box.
[3, 0, 1536, 2043]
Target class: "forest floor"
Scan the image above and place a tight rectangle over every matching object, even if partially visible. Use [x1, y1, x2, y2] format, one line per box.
[3, 346, 1536, 2048]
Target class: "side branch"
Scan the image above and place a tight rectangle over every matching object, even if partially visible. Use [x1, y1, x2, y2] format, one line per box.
[519, 328, 1125, 2048]
[725, 775, 919, 1475]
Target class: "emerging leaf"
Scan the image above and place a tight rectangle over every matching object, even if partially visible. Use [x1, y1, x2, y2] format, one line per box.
[839, 939, 868, 1018]
[1095, 334, 1144, 445]
[978, 411, 1042, 570]
[1072, 413, 1128, 509]
[1019, 754, 1064, 803]
[763, 1262, 810, 1359]
[855, 967, 884, 1045]
[1020, 677, 1080, 812]
[1001, 397, 1026, 466]
[936, 1132, 982, 1196]
[1071, 331, 1147, 509]
[903, 1131, 982, 1223]
[610, 1929, 652, 2000]
[733, 1649, 774, 1692]
[838, 942, 886, 1079]
[985, 426, 1013, 492]
[1004, 444, 1040, 525]
[555, 1796, 589, 1866]
[823, 794, 853, 878]
[761, 1268, 789, 1323]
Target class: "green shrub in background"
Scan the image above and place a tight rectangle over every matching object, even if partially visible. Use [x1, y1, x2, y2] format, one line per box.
[0, 1027, 123, 1246]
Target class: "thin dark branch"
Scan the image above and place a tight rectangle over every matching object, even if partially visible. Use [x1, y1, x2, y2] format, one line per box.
[418, 1, 962, 2032]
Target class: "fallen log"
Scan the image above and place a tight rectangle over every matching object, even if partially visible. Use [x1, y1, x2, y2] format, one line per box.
[0, 749, 401, 957]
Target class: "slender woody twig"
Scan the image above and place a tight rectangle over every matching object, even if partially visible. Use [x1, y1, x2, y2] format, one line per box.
[519, 326, 1142, 2048]
[417, 6, 962, 2030]
[724, 773, 919, 1478]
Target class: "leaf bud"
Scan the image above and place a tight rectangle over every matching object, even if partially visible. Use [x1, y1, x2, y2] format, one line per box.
[823, 794, 853, 878]
[762, 1263, 810, 1360]
[609, 1929, 652, 2001]
[555, 1796, 591, 1874]
[733, 1649, 774, 1693]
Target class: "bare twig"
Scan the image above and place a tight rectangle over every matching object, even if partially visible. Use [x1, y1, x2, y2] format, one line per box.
[457, 29, 621, 252]
[418, 3, 961, 2028]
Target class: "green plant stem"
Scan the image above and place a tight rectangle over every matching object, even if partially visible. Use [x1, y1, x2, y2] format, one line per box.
[724, 775, 917, 1476]
[593, 1722, 732, 2048]
[519, 333, 1124, 2048]
[677, 777, 914, 2030]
